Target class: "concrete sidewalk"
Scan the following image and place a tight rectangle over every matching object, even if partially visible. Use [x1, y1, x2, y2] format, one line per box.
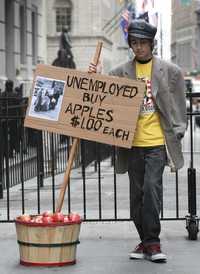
[1, 220, 200, 274]
[1, 156, 200, 274]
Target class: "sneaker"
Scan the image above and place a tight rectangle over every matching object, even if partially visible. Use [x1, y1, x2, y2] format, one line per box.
[129, 243, 145, 259]
[145, 244, 167, 263]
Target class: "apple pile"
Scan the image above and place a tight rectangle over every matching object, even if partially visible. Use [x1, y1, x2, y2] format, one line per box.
[16, 211, 81, 225]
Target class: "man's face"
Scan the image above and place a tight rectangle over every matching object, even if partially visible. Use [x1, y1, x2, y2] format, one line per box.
[130, 38, 152, 61]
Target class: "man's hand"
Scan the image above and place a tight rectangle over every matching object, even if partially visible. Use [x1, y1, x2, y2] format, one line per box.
[88, 61, 102, 74]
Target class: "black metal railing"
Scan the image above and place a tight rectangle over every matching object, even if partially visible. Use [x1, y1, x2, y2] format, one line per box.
[0, 92, 199, 232]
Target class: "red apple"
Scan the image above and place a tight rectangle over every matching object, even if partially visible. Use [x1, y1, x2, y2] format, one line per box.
[33, 215, 43, 223]
[42, 211, 53, 217]
[52, 212, 64, 222]
[34, 218, 43, 223]
[42, 216, 53, 223]
[19, 214, 31, 222]
[68, 213, 81, 222]
[30, 219, 35, 223]
[63, 216, 71, 223]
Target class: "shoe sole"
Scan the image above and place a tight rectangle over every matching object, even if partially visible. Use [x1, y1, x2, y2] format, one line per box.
[129, 253, 145, 260]
[145, 254, 167, 263]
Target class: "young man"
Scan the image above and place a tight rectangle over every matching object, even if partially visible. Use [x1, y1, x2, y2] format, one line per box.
[109, 19, 187, 263]
[89, 19, 187, 263]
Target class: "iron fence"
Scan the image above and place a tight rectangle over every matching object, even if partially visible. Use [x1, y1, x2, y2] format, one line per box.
[0, 92, 200, 240]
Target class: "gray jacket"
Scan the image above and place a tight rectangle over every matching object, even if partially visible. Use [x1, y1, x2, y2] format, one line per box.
[109, 56, 187, 173]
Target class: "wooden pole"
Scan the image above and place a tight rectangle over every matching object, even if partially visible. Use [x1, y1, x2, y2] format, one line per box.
[56, 41, 103, 212]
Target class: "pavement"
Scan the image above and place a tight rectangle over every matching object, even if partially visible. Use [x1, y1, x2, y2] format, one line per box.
[1, 220, 200, 274]
[1, 130, 200, 274]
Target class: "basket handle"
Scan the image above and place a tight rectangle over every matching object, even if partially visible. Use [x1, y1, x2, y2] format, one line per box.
[56, 41, 103, 212]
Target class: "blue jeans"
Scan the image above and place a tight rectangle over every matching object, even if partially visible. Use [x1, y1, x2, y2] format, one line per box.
[128, 145, 167, 246]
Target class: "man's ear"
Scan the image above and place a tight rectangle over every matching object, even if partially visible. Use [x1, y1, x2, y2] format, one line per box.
[151, 40, 154, 51]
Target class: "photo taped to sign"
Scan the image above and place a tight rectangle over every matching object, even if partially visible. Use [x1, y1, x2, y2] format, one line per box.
[28, 76, 65, 121]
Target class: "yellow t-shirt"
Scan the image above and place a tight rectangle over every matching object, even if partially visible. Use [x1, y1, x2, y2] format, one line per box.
[132, 60, 165, 147]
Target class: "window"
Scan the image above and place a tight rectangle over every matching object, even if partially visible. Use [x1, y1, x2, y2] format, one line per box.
[55, 0, 72, 32]
[56, 8, 71, 32]
[20, 4, 26, 64]
[32, 6, 38, 65]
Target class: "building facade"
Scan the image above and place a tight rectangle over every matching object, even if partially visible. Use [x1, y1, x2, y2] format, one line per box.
[46, 0, 133, 74]
[1, 0, 165, 97]
[171, 0, 200, 74]
[0, 0, 47, 96]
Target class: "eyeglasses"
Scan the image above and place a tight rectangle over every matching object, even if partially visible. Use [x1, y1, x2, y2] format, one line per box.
[130, 39, 150, 47]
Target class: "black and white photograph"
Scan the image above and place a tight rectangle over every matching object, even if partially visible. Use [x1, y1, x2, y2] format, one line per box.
[28, 76, 65, 121]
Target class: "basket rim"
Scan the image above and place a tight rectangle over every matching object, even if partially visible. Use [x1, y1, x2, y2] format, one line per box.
[15, 215, 82, 227]
[20, 259, 76, 266]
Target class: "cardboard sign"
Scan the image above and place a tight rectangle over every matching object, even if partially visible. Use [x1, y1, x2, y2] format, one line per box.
[24, 64, 145, 148]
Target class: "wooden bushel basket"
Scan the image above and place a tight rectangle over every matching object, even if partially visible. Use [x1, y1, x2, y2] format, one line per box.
[15, 217, 81, 266]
